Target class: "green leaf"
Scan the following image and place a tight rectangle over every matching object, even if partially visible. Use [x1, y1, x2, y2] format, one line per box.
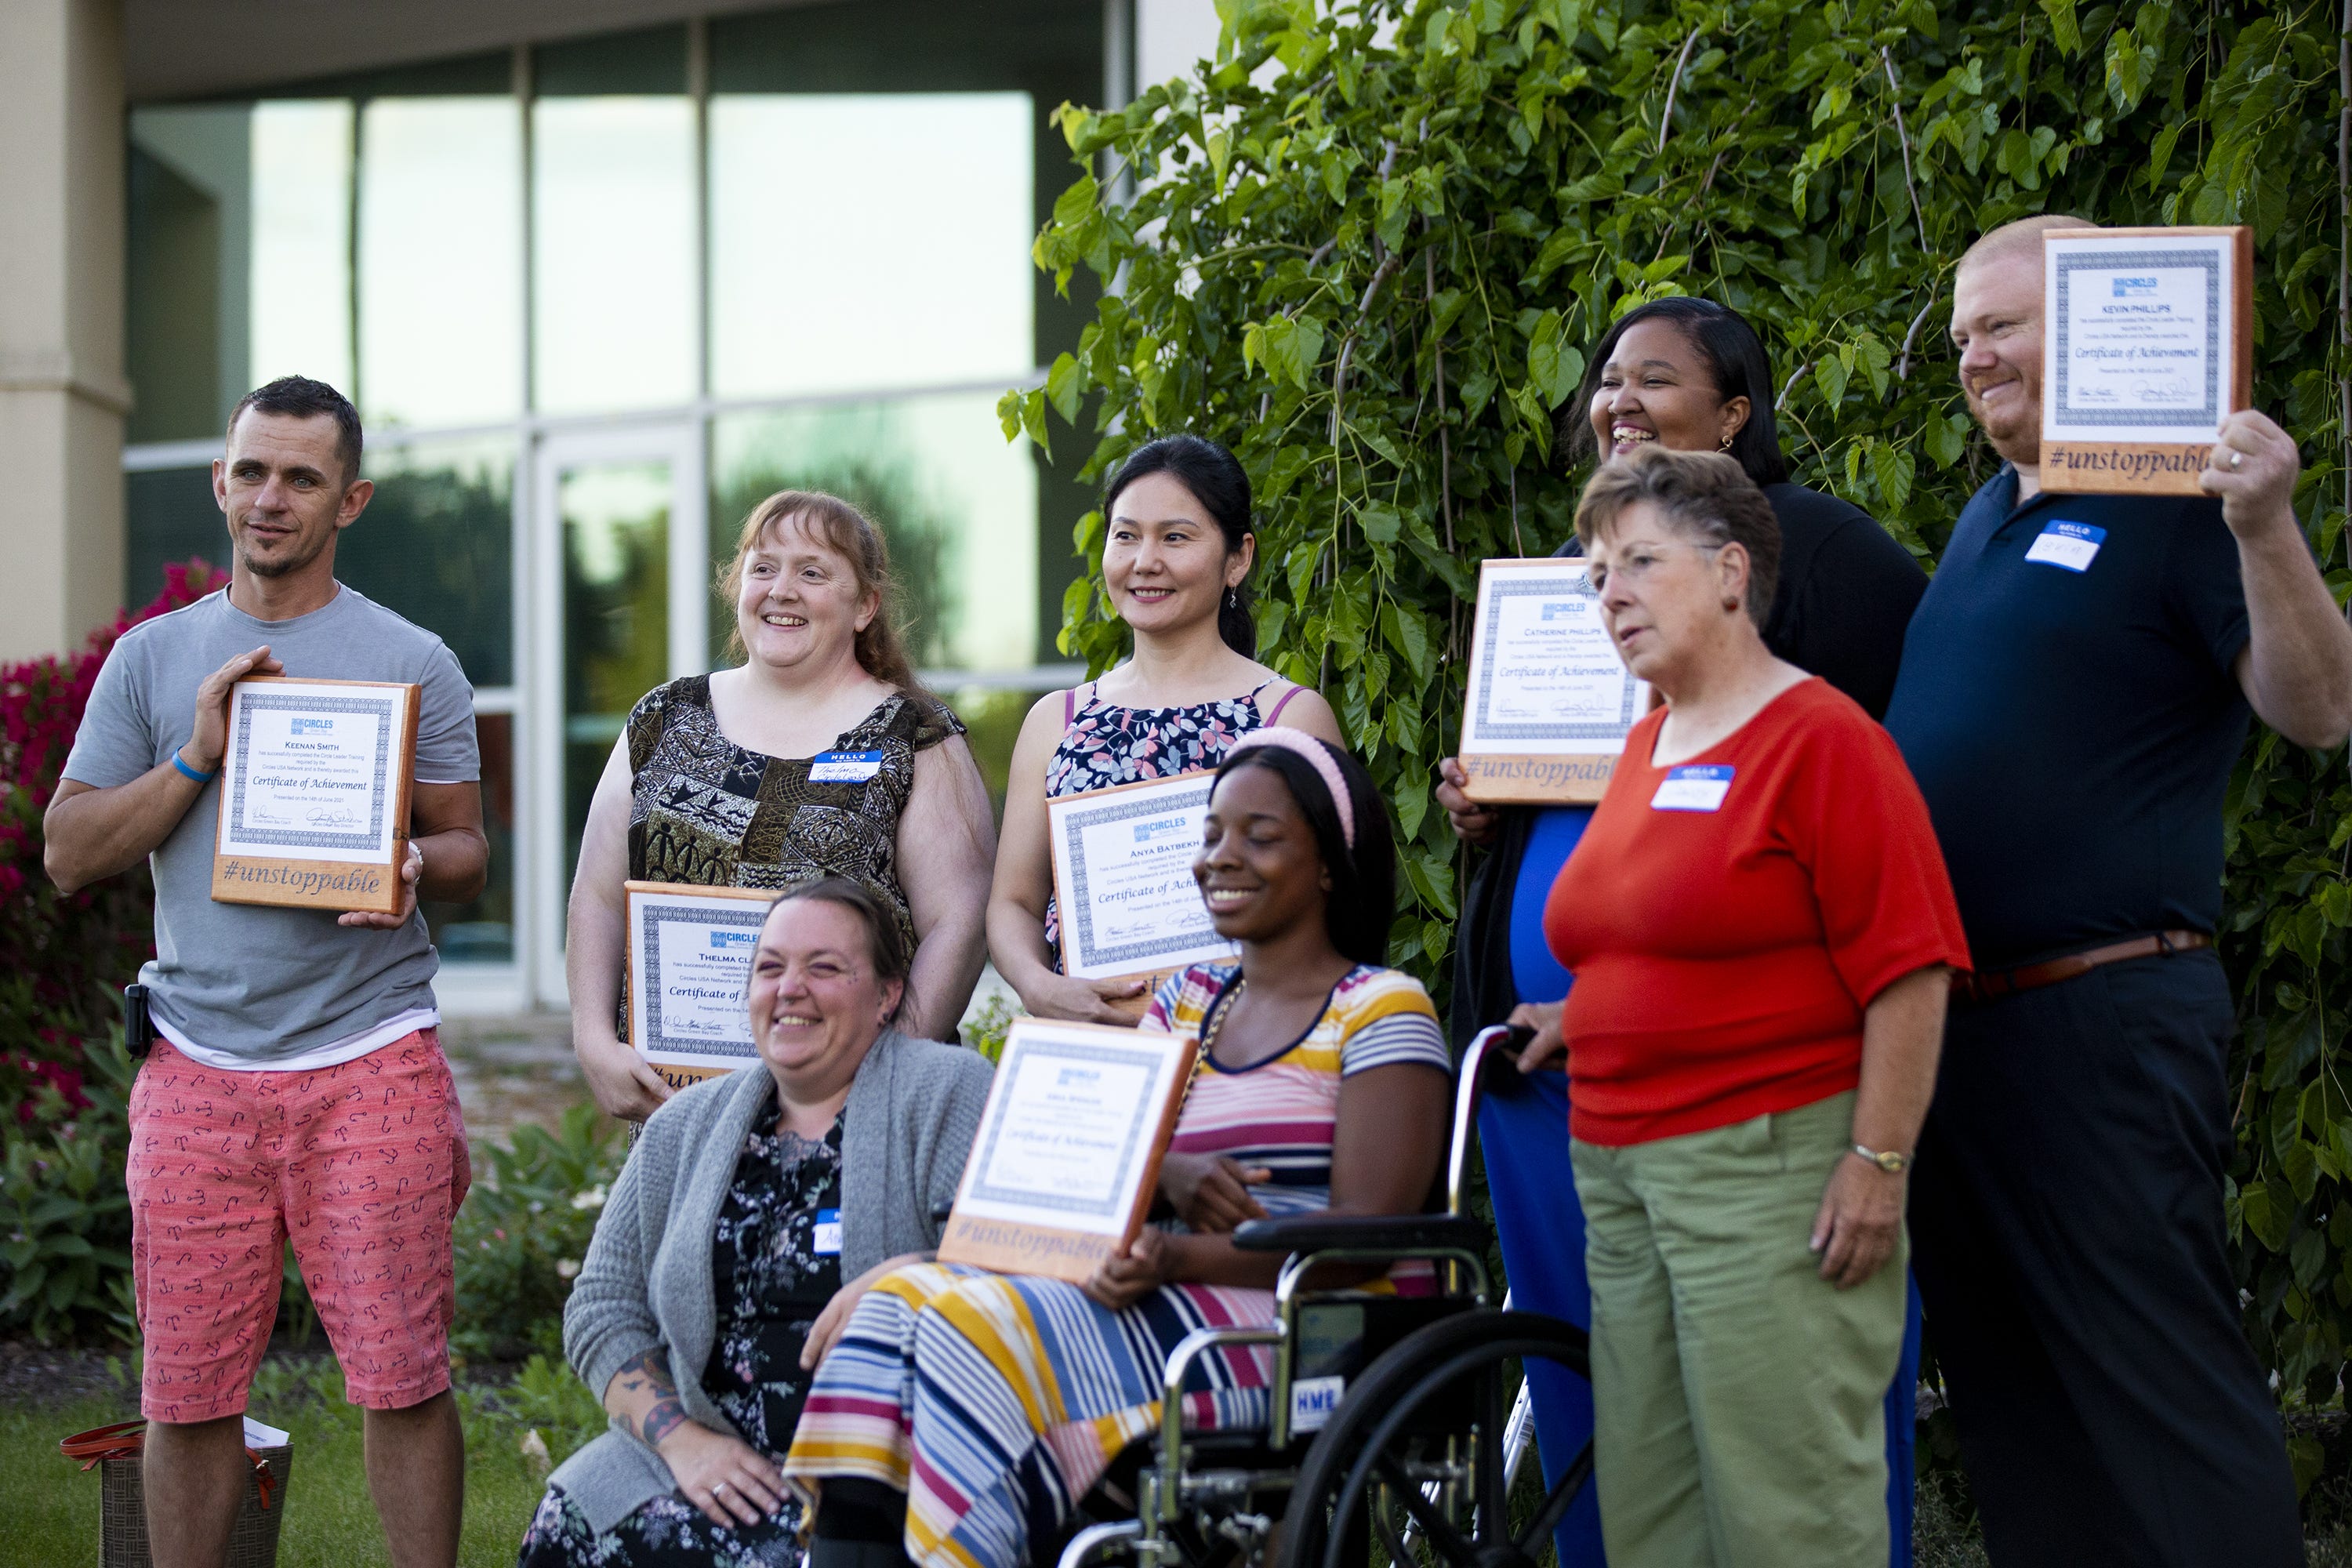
[1869, 441, 1917, 513]
[1044, 353, 1083, 425]
[2104, 28, 2148, 112]
[1380, 602, 1435, 685]
[1926, 414, 1968, 469]
[1815, 354, 1851, 408]
[2038, 0, 2082, 56]
[1051, 174, 1100, 232]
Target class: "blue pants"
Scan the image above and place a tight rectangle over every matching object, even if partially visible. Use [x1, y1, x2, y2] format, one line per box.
[1479, 1069, 1922, 1566]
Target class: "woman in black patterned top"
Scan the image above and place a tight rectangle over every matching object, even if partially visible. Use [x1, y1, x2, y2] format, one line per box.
[569, 492, 995, 1120]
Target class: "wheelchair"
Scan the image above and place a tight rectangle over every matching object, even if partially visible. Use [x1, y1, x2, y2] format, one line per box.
[1057, 1025, 1592, 1568]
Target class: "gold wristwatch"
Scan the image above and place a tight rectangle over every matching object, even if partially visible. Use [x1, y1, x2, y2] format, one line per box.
[1853, 1143, 1910, 1174]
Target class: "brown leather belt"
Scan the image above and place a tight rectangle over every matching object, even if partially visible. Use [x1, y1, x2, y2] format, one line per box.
[1952, 931, 2211, 1007]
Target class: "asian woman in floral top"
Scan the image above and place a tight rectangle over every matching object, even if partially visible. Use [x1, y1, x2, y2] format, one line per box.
[984, 434, 1345, 1024]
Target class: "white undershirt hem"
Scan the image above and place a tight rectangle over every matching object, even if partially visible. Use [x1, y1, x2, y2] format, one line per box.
[156, 1006, 442, 1073]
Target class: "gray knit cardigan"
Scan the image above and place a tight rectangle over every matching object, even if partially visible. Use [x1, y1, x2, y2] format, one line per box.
[550, 1030, 993, 1534]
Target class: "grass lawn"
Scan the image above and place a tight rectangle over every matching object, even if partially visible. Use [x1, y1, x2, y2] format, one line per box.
[5, 1358, 562, 1568]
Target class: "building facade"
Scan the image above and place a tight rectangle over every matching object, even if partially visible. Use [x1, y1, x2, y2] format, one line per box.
[2, 0, 1223, 1011]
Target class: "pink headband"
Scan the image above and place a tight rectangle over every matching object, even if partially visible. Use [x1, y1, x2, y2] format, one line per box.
[1224, 727, 1356, 849]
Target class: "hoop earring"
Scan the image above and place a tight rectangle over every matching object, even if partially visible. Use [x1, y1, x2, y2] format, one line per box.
[1719, 432, 1735, 452]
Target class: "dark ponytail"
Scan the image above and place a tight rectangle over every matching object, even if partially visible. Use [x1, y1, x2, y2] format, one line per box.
[1102, 434, 1257, 657]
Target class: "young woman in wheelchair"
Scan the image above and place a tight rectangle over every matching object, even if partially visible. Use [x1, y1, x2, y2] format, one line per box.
[782, 728, 1454, 1568]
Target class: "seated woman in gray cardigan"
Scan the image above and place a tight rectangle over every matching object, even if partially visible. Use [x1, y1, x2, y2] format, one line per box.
[517, 876, 993, 1568]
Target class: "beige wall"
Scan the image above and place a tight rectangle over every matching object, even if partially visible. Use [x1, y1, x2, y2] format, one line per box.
[0, 0, 129, 662]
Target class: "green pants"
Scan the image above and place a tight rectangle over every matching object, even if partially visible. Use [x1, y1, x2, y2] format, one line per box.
[1569, 1091, 1904, 1568]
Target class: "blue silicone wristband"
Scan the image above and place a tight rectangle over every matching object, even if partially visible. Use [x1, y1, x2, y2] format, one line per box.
[171, 752, 216, 784]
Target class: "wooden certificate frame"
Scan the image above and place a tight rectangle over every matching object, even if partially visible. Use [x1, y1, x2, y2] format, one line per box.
[211, 676, 418, 915]
[937, 1018, 1199, 1283]
[1457, 557, 1650, 805]
[2041, 225, 2253, 495]
[624, 880, 775, 1092]
[1047, 771, 1238, 1015]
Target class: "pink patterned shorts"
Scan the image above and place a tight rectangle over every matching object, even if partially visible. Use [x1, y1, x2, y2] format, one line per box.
[126, 1033, 470, 1422]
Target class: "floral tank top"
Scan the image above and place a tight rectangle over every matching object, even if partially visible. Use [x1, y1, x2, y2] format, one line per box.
[1040, 676, 1304, 958]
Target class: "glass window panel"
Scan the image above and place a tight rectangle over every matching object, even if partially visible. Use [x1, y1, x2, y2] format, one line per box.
[710, 394, 1035, 675]
[339, 438, 514, 688]
[249, 101, 354, 397]
[425, 709, 515, 965]
[709, 94, 1034, 401]
[562, 459, 671, 886]
[533, 99, 695, 415]
[358, 98, 523, 429]
[126, 106, 252, 441]
[124, 466, 227, 608]
[535, 24, 687, 95]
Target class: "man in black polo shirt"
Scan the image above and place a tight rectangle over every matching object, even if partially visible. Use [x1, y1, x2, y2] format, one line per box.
[1885, 214, 2352, 1566]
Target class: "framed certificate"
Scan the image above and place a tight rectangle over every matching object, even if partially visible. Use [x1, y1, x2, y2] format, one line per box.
[2041, 225, 2253, 495]
[624, 881, 775, 1091]
[1047, 771, 1238, 1007]
[936, 1018, 1199, 1283]
[1457, 557, 1650, 804]
[211, 677, 418, 914]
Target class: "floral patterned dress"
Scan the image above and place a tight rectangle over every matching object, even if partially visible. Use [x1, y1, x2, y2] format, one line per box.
[1040, 677, 1301, 961]
[515, 1110, 845, 1568]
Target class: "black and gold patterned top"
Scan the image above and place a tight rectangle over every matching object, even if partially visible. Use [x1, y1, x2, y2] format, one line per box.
[624, 675, 964, 956]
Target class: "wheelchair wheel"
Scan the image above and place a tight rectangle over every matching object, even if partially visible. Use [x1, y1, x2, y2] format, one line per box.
[1275, 1308, 1591, 1568]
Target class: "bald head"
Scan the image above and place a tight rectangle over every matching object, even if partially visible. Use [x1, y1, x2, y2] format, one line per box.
[1957, 214, 2096, 280]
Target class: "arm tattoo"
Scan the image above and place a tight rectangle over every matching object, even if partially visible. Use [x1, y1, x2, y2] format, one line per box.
[611, 1348, 690, 1448]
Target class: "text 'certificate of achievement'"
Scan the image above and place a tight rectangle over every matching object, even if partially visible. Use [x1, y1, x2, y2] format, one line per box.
[211, 677, 418, 915]
[1047, 772, 1239, 1004]
[1457, 557, 1651, 804]
[625, 881, 775, 1091]
[2042, 226, 2252, 495]
[938, 1018, 1199, 1283]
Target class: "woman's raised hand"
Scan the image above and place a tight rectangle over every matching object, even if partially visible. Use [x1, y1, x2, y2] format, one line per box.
[1435, 758, 1502, 848]
[575, 1028, 675, 1122]
[1023, 971, 1152, 1026]
[657, 1420, 789, 1527]
[1158, 1151, 1271, 1233]
[1504, 1001, 1566, 1072]
[1083, 1226, 1169, 1311]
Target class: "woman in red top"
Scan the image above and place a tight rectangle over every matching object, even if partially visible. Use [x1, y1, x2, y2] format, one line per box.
[1525, 447, 1968, 1567]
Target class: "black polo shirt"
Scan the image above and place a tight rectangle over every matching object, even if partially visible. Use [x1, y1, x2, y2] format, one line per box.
[1883, 467, 2251, 969]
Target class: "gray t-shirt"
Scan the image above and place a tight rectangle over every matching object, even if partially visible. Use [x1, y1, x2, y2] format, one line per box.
[62, 586, 480, 1064]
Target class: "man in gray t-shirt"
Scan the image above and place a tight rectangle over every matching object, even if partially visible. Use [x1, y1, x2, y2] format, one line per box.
[47, 377, 485, 1568]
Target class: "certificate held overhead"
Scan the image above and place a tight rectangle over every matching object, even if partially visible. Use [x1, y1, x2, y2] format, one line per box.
[2040, 225, 2253, 495]
[937, 1018, 1199, 1283]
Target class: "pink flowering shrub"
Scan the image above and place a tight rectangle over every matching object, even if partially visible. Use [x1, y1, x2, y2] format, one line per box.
[0, 560, 220, 1114]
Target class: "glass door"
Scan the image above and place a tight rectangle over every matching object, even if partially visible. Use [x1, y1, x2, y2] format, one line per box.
[526, 423, 706, 1007]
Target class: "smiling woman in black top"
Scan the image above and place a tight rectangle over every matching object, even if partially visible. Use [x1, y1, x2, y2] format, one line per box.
[1428, 296, 1930, 1567]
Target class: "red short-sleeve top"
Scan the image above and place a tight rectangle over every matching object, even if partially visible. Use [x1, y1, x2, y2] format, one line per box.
[1544, 677, 1970, 1146]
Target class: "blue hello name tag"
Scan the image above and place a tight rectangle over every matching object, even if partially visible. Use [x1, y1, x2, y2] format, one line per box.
[2023, 520, 2107, 573]
[1651, 764, 1735, 812]
[808, 750, 884, 783]
[812, 1208, 843, 1256]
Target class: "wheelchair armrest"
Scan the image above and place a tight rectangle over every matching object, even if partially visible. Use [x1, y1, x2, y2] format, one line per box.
[1230, 1212, 1488, 1256]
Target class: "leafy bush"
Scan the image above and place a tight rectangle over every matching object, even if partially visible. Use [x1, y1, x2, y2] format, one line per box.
[0, 1033, 137, 1342]
[0, 560, 222, 1115]
[451, 1103, 625, 1367]
[1010, 0, 2350, 1406]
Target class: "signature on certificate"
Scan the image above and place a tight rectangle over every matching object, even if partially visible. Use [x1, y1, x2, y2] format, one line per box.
[306, 804, 361, 829]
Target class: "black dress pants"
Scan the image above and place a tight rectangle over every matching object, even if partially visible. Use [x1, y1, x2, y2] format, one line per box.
[1910, 948, 2299, 1567]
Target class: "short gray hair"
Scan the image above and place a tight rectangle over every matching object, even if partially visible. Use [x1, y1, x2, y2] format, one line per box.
[1573, 446, 1782, 627]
